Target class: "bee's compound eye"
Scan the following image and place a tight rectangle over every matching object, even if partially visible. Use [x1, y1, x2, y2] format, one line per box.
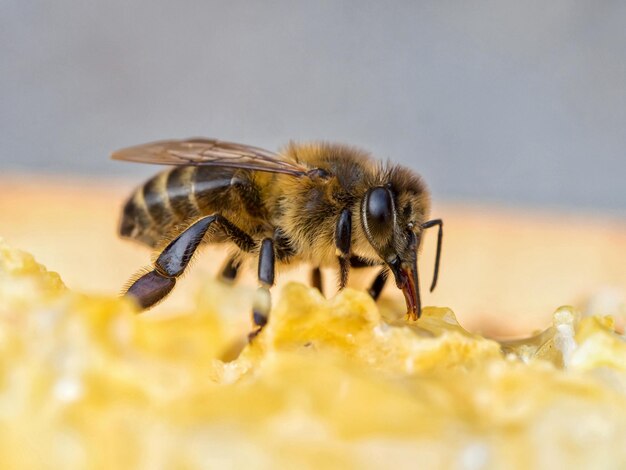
[364, 187, 394, 238]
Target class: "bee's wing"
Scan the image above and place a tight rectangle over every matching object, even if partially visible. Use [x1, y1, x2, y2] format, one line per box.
[111, 138, 310, 177]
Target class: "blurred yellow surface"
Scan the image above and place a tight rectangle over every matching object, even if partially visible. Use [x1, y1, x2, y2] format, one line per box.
[1, 174, 624, 336]
[1, 241, 626, 469]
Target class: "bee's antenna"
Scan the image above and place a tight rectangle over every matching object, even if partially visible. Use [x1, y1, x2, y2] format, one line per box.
[421, 219, 443, 292]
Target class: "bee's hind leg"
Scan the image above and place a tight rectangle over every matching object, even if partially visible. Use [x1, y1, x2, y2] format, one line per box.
[125, 215, 254, 310]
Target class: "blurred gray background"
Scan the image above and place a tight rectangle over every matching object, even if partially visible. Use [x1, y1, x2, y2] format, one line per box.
[1, 0, 625, 212]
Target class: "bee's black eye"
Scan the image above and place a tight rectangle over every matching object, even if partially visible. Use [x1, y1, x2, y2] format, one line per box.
[364, 187, 394, 239]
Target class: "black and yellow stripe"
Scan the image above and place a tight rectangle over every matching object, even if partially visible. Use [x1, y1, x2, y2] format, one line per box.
[119, 166, 238, 248]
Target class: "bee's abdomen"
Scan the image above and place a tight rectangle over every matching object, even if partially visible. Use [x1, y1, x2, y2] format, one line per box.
[121, 166, 236, 247]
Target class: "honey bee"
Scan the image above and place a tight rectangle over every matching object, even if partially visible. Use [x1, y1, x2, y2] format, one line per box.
[114, 138, 443, 334]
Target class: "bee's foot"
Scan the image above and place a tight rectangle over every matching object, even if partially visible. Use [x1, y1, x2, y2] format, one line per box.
[405, 311, 418, 322]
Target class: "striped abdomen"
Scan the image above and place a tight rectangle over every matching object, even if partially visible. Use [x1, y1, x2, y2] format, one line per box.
[120, 166, 238, 247]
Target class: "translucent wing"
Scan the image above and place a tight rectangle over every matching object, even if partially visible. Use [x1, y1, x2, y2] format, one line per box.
[111, 138, 310, 177]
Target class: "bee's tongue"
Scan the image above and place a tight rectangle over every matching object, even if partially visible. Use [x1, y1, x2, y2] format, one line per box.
[390, 259, 422, 321]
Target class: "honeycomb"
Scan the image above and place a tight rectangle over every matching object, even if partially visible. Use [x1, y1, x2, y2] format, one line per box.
[1, 239, 626, 469]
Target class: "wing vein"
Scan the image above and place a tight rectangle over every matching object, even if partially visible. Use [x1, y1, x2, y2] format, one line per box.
[112, 138, 315, 178]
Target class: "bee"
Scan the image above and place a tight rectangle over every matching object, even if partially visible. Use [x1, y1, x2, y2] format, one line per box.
[113, 138, 443, 334]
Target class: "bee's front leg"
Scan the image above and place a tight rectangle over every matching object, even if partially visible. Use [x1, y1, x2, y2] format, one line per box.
[367, 269, 388, 300]
[335, 208, 352, 289]
[349, 256, 388, 300]
[250, 238, 275, 339]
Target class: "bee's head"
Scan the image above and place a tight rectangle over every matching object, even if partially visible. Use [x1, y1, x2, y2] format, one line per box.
[360, 171, 432, 319]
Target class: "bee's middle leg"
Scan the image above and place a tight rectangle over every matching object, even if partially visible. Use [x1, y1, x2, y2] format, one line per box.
[219, 255, 241, 282]
[250, 238, 275, 339]
[310, 267, 323, 295]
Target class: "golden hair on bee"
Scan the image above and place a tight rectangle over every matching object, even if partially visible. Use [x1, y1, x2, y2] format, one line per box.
[113, 138, 443, 333]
